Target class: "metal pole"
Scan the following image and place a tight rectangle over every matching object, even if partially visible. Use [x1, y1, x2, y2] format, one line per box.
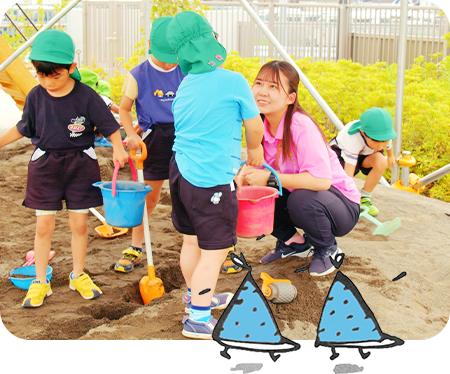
[238, 0, 393, 186]
[15, 2, 39, 31]
[5, 13, 28, 41]
[0, 0, 82, 74]
[238, 0, 344, 131]
[391, 0, 409, 185]
[413, 164, 450, 190]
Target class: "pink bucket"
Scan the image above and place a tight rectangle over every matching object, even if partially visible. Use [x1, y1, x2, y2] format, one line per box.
[236, 161, 282, 238]
[236, 186, 280, 239]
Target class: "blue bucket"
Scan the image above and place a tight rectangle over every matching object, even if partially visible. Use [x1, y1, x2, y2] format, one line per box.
[9, 265, 53, 290]
[93, 159, 152, 228]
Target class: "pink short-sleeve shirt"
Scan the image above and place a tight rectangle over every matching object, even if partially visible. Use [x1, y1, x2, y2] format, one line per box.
[262, 111, 361, 204]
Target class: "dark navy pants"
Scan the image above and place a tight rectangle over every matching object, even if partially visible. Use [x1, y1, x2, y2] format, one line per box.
[272, 186, 360, 251]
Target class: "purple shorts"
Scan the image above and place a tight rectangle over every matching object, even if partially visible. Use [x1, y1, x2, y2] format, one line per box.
[169, 156, 238, 250]
[23, 147, 103, 210]
[142, 123, 175, 181]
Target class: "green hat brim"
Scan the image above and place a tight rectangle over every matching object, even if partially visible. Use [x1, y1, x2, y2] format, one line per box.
[149, 48, 178, 64]
[347, 120, 362, 135]
[348, 119, 397, 141]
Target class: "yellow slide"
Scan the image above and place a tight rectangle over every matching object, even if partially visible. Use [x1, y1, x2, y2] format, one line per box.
[0, 35, 38, 110]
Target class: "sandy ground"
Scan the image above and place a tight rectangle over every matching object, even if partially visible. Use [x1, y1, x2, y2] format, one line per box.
[0, 91, 449, 343]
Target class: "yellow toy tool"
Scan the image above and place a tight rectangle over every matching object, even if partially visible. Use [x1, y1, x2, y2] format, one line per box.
[260, 272, 297, 303]
[131, 141, 165, 305]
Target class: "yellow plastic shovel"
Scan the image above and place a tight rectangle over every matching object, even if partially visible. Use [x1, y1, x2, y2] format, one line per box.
[89, 208, 128, 238]
[130, 141, 165, 305]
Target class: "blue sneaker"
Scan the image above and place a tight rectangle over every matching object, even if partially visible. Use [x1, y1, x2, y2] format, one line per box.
[183, 292, 233, 313]
[308, 244, 344, 277]
[94, 137, 113, 147]
[260, 237, 313, 264]
[182, 315, 217, 339]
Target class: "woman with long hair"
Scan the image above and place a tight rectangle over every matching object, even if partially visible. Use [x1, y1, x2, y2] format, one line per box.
[239, 60, 361, 277]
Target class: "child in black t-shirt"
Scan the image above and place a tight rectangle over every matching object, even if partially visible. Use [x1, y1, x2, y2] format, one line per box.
[0, 30, 129, 308]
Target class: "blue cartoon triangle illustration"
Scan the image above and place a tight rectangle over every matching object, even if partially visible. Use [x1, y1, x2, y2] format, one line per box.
[212, 253, 300, 362]
[315, 271, 404, 360]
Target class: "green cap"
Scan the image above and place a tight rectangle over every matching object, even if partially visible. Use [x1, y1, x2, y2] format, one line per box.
[348, 107, 397, 141]
[79, 68, 99, 89]
[96, 80, 112, 98]
[166, 11, 226, 74]
[29, 30, 81, 81]
[149, 16, 178, 64]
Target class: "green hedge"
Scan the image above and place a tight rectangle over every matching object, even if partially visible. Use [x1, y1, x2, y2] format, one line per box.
[98, 50, 450, 203]
[223, 52, 450, 203]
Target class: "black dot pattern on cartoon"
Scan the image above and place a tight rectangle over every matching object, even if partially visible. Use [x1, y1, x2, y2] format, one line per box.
[330, 310, 335, 315]
[235, 321, 239, 326]
[317, 278, 382, 343]
[352, 327, 359, 331]
[218, 280, 280, 343]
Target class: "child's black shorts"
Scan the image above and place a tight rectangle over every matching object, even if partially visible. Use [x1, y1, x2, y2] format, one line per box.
[142, 123, 175, 181]
[169, 155, 238, 250]
[23, 147, 103, 210]
[330, 144, 383, 176]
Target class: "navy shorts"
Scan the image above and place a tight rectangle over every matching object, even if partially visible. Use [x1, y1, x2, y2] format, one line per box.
[330, 144, 383, 176]
[142, 123, 175, 181]
[272, 186, 360, 251]
[169, 155, 238, 250]
[23, 147, 103, 210]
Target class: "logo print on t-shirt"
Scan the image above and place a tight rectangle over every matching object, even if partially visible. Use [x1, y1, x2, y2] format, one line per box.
[68, 116, 86, 138]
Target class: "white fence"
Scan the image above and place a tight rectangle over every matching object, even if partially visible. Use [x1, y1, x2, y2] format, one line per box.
[81, 1, 449, 77]
[83, 1, 144, 75]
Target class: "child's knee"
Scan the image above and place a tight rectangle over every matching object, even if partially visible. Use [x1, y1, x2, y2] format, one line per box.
[69, 216, 88, 235]
[373, 153, 388, 170]
[35, 220, 54, 237]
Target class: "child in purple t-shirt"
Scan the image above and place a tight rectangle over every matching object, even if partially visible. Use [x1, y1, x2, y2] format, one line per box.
[238, 60, 361, 277]
[115, 16, 185, 274]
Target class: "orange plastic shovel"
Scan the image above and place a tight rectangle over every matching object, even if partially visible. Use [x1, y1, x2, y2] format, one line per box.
[130, 141, 165, 305]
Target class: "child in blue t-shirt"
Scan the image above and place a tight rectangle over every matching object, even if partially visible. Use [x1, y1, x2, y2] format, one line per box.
[115, 16, 186, 273]
[166, 11, 264, 339]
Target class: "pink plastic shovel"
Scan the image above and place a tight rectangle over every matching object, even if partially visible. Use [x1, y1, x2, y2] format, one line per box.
[22, 250, 56, 267]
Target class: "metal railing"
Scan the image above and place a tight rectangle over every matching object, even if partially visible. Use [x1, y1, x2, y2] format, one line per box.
[0, 0, 82, 74]
[202, 2, 448, 65]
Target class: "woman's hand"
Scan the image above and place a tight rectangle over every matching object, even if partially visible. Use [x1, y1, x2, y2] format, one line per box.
[242, 167, 271, 187]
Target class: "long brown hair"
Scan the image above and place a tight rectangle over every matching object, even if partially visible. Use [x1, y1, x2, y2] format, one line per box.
[255, 60, 328, 162]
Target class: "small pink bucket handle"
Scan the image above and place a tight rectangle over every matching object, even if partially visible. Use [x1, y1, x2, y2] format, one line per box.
[111, 157, 137, 197]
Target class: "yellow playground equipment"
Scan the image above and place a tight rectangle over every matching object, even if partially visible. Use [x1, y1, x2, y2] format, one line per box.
[391, 151, 425, 194]
[0, 35, 38, 110]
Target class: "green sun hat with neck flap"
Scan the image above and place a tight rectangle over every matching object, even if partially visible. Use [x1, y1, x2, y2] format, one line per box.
[29, 29, 81, 81]
[348, 107, 397, 141]
[166, 11, 227, 74]
[149, 16, 178, 64]
[79, 68, 100, 89]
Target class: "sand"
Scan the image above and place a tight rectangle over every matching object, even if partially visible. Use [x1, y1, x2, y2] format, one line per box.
[0, 136, 449, 343]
